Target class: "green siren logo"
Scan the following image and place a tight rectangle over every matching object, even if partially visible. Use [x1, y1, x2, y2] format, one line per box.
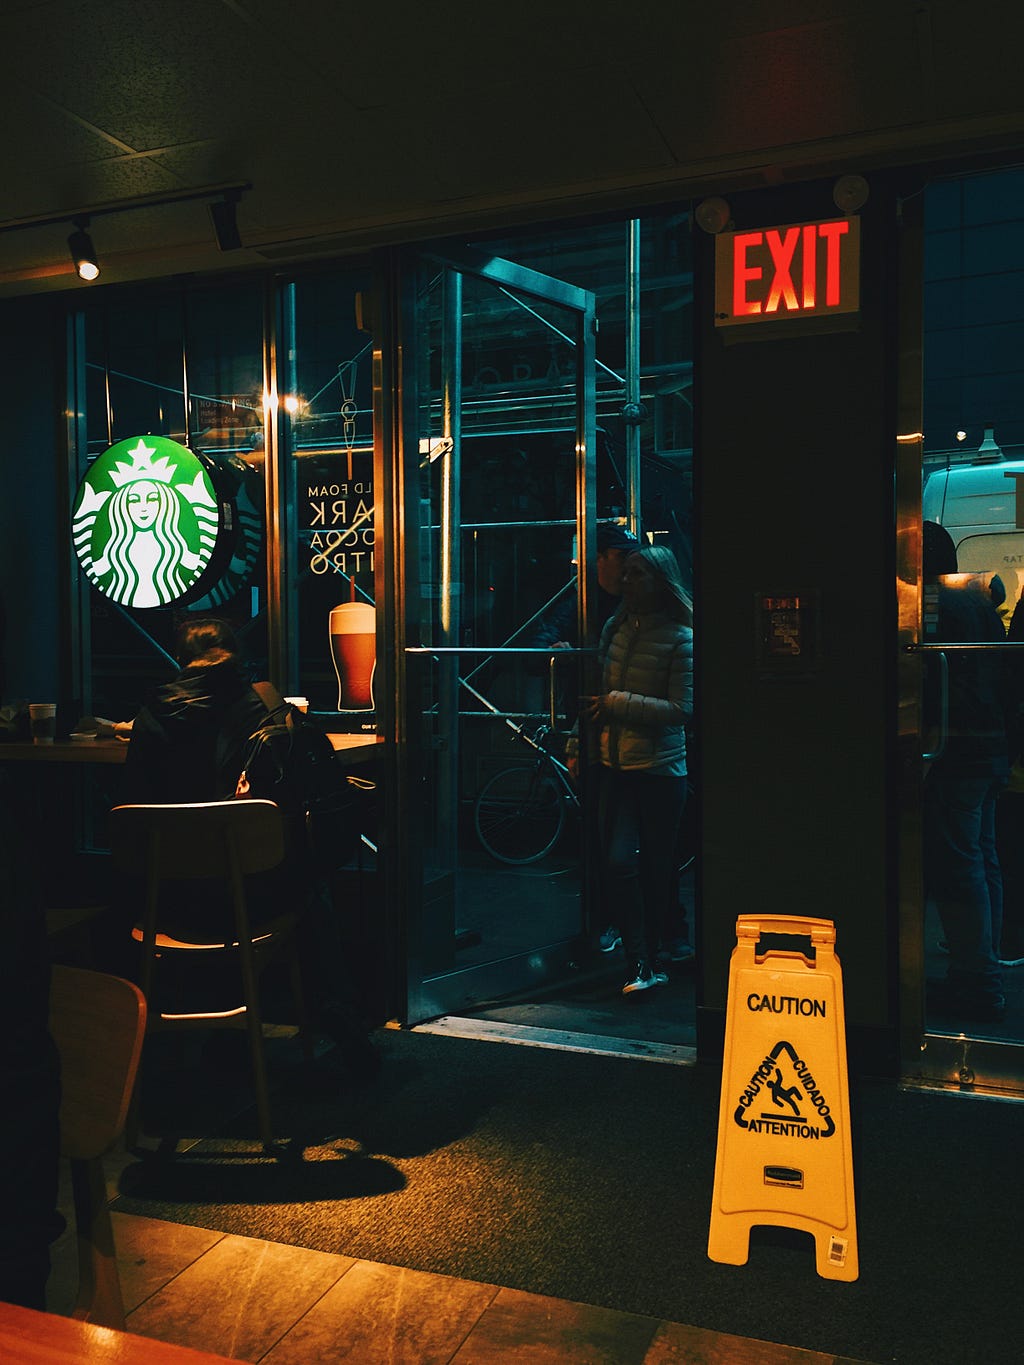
[73, 436, 220, 608]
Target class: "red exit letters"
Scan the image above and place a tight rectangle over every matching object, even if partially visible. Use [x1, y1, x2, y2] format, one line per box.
[714, 216, 861, 328]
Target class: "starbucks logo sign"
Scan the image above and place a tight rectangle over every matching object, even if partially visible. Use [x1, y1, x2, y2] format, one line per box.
[72, 436, 221, 608]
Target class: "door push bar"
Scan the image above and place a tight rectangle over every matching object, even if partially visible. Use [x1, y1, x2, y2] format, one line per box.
[904, 641, 1024, 763]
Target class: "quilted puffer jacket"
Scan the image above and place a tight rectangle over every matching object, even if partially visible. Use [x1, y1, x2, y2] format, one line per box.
[597, 608, 693, 775]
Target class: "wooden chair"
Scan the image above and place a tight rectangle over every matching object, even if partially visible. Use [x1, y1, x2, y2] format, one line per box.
[48, 964, 147, 1331]
[45, 904, 110, 967]
[107, 800, 311, 1152]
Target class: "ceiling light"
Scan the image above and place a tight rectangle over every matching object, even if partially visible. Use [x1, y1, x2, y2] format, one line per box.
[695, 197, 731, 234]
[67, 220, 99, 281]
[832, 174, 869, 213]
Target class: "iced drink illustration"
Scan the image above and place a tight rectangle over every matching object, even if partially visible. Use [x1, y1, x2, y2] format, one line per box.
[329, 601, 376, 710]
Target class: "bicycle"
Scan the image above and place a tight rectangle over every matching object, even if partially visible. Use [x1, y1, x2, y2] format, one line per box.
[474, 721, 580, 865]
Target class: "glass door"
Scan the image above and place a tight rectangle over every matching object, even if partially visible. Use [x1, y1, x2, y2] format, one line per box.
[900, 167, 1024, 1095]
[396, 246, 597, 1023]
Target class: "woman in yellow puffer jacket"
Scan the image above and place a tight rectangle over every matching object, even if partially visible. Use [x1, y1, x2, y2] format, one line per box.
[582, 545, 693, 995]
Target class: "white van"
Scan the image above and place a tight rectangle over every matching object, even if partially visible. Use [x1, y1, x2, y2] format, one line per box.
[922, 431, 1024, 630]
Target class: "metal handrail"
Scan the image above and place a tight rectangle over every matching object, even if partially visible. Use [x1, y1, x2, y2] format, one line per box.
[906, 640, 1024, 649]
[904, 640, 1024, 762]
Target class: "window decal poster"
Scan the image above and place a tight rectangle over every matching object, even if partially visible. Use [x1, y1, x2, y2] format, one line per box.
[73, 435, 220, 608]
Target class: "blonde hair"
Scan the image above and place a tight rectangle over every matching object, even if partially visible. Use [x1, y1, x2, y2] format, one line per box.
[624, 545, 693, 624]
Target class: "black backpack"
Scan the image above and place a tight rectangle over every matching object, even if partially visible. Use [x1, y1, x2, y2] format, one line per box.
[235, 683, 365, 868]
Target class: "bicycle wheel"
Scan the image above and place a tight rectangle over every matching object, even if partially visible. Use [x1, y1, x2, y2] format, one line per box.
[474, 763, 566, 865]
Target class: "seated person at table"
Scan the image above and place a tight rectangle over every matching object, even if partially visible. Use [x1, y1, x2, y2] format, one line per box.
[124, 617, 270, 808]
[121, 617, 377, 1080]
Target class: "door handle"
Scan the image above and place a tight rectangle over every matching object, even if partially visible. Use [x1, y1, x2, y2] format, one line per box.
[922, 649, 948, 763]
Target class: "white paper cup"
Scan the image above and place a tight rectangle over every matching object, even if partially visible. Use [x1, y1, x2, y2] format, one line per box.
[29, 703, 57, 744]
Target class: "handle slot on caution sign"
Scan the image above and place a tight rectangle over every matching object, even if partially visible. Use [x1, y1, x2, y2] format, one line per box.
[764, 1166, 804, 1189]
[707, 914, 858, 1281]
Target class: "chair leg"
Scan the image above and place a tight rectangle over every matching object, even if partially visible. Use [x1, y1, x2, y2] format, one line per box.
[237, 943, 274, 1150]
[124, 1084, 141, 1152]
[243, 1004, 274, 1150]
[288, 943, 315, 1066]
[124, 1040, 144, 1151]
[70, 1156, 126, 1332]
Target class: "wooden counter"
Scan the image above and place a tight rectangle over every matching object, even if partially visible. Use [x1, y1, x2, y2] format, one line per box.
[0, 733, 380, 766]
[0, 1300, 238, 1364]
[325, 732, 381, 761]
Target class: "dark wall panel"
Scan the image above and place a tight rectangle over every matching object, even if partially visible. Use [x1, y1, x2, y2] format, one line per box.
[0, 300, 62, 705]
[694, 177, 901, 1072]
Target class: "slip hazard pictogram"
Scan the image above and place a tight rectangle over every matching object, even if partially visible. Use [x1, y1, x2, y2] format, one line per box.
[733, 1040, 835, 1139]
[708, 916, 858, 1281]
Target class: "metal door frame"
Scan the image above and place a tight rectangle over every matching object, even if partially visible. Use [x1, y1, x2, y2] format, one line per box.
[896, 182, 1024, 1097]
[373, 242, 597, 1026]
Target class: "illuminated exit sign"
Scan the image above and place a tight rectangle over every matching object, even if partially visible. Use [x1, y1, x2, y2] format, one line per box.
[714, 216, 860, 329]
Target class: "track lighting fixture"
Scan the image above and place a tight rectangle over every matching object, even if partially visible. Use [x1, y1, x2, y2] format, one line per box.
[67, 219, 99, 281]
[208, 190, 243, 252]
[0, 181, 252, 282]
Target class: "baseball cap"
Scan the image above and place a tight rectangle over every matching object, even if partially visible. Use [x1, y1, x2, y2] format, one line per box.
[596, 523, 640, 553]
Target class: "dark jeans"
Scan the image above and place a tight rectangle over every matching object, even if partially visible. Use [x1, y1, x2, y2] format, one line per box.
[924, 771, 1006, 999]
[599, 768, 688, 964]
[995, 788, 1024, 958]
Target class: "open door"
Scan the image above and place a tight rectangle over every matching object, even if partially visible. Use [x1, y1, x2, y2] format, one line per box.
[391, 245, 598, 1023]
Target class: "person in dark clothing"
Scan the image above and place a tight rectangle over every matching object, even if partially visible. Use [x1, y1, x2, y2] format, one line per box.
[125, 618, 271, 810]
[528, 522, 640, 654]
[122, 617, 378, 1080]
[123, 619, 301, 944]
[922, 521, 1013, 1023]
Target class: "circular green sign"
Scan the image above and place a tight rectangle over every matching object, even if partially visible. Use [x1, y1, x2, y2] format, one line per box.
[72, 436, 221, 608]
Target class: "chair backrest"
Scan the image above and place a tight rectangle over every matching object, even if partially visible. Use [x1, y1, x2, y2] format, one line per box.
[49, 965, 147, 1161]
[108, 800, 287, 881]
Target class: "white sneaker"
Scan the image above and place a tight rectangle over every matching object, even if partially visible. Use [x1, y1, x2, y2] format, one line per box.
[622, 962, 668, 994]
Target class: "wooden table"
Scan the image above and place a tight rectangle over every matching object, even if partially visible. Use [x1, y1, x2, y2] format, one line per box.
[326, 731, 382, 768]
[0, 739, 128, 764]
[0, 1301, 238, 1364]
[0, 734, 380, 768]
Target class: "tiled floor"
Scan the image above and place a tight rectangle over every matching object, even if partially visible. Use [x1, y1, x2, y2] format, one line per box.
[44, 1143, 875, 1365]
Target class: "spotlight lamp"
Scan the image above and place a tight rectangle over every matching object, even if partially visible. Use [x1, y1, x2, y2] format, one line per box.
[1, 182, 250, 281]
[68, 219, 99, 281]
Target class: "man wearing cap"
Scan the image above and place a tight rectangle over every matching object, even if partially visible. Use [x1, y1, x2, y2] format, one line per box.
[530, 523, 640, 653]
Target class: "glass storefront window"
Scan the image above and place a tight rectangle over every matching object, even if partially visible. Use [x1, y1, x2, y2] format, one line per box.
[478, 216, 694, 581]
[279, 270, 375, 721]
[921, 166, 1024, 1044]
[76, 279, 267, 717]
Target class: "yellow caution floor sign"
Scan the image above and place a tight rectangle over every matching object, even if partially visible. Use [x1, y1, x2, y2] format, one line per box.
[708, 915, 858, 1281]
